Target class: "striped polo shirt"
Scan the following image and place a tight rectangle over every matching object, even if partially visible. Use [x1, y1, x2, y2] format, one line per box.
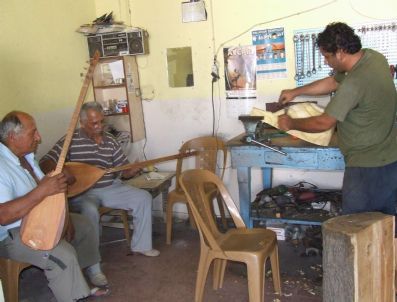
[41, 129, 128, 188]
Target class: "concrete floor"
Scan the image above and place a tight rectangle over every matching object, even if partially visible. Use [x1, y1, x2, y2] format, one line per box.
[19, 219, 323, 302]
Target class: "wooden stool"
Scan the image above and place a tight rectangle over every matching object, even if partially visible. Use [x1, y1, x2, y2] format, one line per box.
[0, 258, 31, 302]
[323, 212, 394, 302]
[99, 207, 131, 247]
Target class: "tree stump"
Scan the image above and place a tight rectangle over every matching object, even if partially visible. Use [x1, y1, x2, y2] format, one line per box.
[322, 212, 394, 302]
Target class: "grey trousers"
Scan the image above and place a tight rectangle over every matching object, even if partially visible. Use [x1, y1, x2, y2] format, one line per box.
[70, 179, 153, 252]
[0, 213, 100, 302]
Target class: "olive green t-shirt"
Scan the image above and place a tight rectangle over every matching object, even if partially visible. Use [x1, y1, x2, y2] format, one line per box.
[325, 49, 397, 167]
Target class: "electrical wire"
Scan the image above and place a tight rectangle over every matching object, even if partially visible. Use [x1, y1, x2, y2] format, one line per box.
[209, 0, 217, 58]
[213, 0, 338, 62]
[211, 79, 216, 136]
[134, 62, 148, 161]
[215, 85, 222, 135]
[349, 0, 397, 21]
[209, 0, 222, 137]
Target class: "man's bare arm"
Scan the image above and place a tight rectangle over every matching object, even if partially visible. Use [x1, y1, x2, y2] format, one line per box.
[278, 113, 337, 133]
[279, 77, 338, 104]
[0, 173, 68, 225]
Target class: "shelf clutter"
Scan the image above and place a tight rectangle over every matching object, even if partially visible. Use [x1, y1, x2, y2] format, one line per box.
[76, 11, 126, 35]
[92, 56, 145, 142]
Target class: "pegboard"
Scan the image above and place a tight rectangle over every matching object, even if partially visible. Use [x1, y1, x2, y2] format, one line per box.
[293, 21, 397, 88]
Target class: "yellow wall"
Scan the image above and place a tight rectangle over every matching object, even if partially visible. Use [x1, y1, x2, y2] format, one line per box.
[1, 0, 397, 213]
[94, 0, 397, 103]
[0, 0, 95, 117]
[2, 0, 396, 132]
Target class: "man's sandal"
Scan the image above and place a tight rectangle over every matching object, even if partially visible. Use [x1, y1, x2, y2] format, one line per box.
[90, 287, 110, 298]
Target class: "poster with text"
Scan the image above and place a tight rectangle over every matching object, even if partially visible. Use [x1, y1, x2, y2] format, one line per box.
[252, 27, 287, 79]
[223, 45, 257, 99]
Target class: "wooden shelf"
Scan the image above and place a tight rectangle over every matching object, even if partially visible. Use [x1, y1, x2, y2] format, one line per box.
[94, 84, 125, 89]
[92, 56, 145, 142]
[104, 112, 129, 117]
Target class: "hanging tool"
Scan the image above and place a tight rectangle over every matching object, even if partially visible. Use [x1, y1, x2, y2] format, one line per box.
[299, 34, 305, 79]
[305, 34, 312, 77]
[317, 36, 323, 71]
[311, 34, 317, 75]
[293, 35, 299, 80]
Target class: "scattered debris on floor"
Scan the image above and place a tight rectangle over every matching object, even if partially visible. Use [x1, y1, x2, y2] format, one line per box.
[278, 263, 322, 299]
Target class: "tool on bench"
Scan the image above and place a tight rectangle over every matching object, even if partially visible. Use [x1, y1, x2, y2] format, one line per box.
[238, 115, 287, 156]
[245, 136, 287, 155]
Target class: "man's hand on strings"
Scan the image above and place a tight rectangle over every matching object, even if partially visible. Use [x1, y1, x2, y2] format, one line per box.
[38, 173, 68, 197]
[62, 166, 76, 185]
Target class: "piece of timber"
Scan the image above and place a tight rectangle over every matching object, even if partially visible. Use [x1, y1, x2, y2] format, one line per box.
[265, 101, 317, 113]
[20, 51, 101, 250]
[66, 151, 198, 197]
[322, 212, 394, 302]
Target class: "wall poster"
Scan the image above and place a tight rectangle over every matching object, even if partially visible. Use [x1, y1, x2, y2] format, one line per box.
[252, 27, 287, 79]
[223, 45, 257, 99]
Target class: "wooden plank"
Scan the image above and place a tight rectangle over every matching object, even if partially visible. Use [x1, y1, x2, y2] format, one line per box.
[322, 212, 394, 302]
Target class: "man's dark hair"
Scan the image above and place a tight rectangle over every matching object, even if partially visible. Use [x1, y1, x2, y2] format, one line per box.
[0, 111, 24, 143]
[317, 22, 362, 54]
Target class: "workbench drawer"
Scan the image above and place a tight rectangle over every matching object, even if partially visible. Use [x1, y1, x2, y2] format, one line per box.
[264, 152, 318, 168]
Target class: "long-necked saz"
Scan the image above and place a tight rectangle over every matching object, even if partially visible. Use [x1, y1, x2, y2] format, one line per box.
[20, 52, 101, 250]
[66, 151, 199, 197]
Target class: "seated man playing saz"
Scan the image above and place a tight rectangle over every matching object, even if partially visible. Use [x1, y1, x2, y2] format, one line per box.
[0, 111, 109, 301]
[40, 102, 160, 257]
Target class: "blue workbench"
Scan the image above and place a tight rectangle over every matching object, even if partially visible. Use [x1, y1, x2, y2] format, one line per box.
[227, 131, 345, 227]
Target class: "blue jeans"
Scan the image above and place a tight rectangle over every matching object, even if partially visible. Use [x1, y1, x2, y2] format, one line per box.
[342, 160, 397, 224]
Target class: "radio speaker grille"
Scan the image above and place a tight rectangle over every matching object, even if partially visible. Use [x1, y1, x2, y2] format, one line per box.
[87, 30, 149, 58]
[127, 31, 149, 55]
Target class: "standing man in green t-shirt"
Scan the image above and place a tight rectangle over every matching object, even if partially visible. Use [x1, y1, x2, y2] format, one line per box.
[278, 23, 397, 286]
[279, 22, 397, 285]
[278, 22, 397, 217]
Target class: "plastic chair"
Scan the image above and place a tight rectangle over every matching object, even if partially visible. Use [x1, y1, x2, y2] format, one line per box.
[0, 258, 32, 302]
[180, 169, 281, 302]
[99, 207, 131, 247]
[166, 136, 228, 245]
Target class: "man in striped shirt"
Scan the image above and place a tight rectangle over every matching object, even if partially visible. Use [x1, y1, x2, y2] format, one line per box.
[40, 102, 160, 265]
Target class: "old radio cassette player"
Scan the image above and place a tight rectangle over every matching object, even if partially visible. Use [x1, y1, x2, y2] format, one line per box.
[87, 29, 149, 58]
